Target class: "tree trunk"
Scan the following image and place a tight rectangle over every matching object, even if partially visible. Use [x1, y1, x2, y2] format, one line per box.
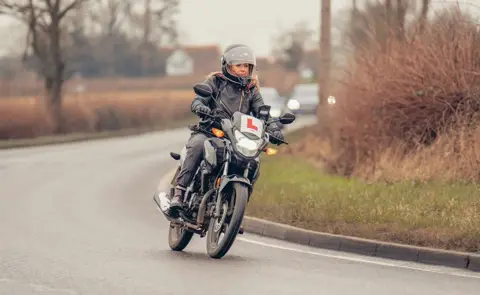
[318, 0, 331, 116]
[45, 11, 65, 134]
[44, 75, 64, 134]
[385, 0, 392, 29]
[383, 0, 393, 52]
[142, 0, 152, 76]
[395, 0, 407, 41]
[419, 0, 430, 33]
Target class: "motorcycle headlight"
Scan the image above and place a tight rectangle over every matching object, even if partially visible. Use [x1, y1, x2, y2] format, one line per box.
[234, 130, 261, 157]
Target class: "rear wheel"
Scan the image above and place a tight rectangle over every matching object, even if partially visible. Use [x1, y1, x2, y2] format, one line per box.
[168, 223, 194, 251]
[206, 183, 248, 259]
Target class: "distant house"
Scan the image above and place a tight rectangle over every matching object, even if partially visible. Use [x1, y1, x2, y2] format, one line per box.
[165, 49, 194, 76]
[162, 45, 221, 76]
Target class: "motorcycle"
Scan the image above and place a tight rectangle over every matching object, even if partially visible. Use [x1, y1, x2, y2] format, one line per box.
[153, 82, 296, 259]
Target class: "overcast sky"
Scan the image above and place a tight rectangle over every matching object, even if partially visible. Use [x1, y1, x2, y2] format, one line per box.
[177, 0, 476, 55]
[0, 0, 477, 57]
[176, 0, 352, 55]
[0, 0, 353, 57]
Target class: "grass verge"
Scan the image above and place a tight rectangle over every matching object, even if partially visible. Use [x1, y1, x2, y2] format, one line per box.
[247, 128, 480, 253]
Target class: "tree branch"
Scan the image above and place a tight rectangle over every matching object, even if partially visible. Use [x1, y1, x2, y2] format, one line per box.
[59, 0, 83, 19]
[45, 0, 53, 9]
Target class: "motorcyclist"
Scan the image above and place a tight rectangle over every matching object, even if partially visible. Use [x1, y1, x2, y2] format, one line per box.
[170, 44, 285, 211]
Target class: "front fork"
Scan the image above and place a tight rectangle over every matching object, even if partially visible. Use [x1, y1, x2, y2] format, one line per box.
[214, 159, 253, 219]
[214, 160, 230, 218]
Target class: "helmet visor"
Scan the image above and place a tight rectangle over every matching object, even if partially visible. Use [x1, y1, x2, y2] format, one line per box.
[224, 46, 256, 66]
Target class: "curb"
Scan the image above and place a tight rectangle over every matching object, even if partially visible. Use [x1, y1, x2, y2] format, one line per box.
[241, 216, 480, 272]
[157, 167, 480, 273]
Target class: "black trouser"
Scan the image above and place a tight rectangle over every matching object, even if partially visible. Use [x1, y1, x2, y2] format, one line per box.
[175, 132, 209, 189]
[175, 132, 260, 190]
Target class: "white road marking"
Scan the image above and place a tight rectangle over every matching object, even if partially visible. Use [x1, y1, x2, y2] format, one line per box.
[237, 236, 480, 280]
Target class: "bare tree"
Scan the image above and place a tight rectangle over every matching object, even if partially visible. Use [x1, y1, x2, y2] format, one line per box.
[148, 0, 179, 46]
[343, 0, 419, 55]
[87, 0, 134, 76]
[0, 0, 89, 132]
[89, 0, 133, 37]
[271, 22, 314, 72]
[129, 0, 179, 75]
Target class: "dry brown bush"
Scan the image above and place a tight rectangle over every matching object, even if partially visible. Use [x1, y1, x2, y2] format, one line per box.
[0, 90, 193, 139]
[294, 7, 480, 182]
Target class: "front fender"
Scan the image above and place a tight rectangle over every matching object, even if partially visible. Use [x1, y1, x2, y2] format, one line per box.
[218, 175, 251, 195]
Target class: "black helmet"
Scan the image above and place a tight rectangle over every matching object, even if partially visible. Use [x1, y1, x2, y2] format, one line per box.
[221, 44, 257, 88]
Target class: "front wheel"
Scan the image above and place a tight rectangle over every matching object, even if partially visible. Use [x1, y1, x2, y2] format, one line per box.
[206, 183, 248, 259]
[168, 223, 194, 251]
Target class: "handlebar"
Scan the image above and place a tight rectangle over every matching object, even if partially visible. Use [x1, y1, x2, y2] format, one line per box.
[195, 111, 289, 146]
[268, 134, 289, 145]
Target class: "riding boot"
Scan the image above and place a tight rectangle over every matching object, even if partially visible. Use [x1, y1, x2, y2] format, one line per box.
[170, 186, 185, 210]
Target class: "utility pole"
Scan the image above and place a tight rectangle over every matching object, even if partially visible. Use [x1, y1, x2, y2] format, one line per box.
[142, 0, 152, 76]
[318, 0, 331, 117]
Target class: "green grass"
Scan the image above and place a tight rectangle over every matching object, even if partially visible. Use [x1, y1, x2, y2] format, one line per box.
[248, 141, 480, 252]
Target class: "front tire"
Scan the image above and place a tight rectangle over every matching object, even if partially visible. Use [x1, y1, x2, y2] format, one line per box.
[206, 183, 248, 259]
[168, 223, 194, 251]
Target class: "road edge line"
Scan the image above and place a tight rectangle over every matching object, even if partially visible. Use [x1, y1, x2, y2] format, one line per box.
[156, 167, 480, 272]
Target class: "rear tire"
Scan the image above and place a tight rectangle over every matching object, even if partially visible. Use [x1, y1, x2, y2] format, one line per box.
[168, 223, 194, 251]
[206, 183, 248, 259]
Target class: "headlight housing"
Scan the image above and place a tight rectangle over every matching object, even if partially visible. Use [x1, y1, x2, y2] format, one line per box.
[234, 130, 261, 157]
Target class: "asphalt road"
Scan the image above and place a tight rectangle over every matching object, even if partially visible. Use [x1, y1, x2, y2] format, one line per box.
[1, 115, 479, 295]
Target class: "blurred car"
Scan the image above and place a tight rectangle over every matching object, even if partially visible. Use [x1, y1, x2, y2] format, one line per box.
[286, 83, 319, 115]
[260, 87, 288, 129]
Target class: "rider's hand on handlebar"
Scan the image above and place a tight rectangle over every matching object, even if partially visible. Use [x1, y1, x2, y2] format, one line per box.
[211, 109, 230, 120]
[268, 130, 287, 145]
[195, 105, 212, 117]
[272, 130, 284, 141]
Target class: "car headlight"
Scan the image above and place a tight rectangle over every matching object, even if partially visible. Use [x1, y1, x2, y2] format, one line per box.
[234, 130, 261, 157]
[269, 108, 281, 118]
[287, 99, 300, 110]
[327, 96, 336, 105]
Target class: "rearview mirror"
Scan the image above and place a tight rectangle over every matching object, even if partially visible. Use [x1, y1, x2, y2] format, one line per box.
[279, 112, 296, 125]
[193, 83, 213, 97]
[257, 105, 271, 121]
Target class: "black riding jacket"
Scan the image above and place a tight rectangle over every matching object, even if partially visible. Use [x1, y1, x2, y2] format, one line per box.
[190, 73, 282, 133]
